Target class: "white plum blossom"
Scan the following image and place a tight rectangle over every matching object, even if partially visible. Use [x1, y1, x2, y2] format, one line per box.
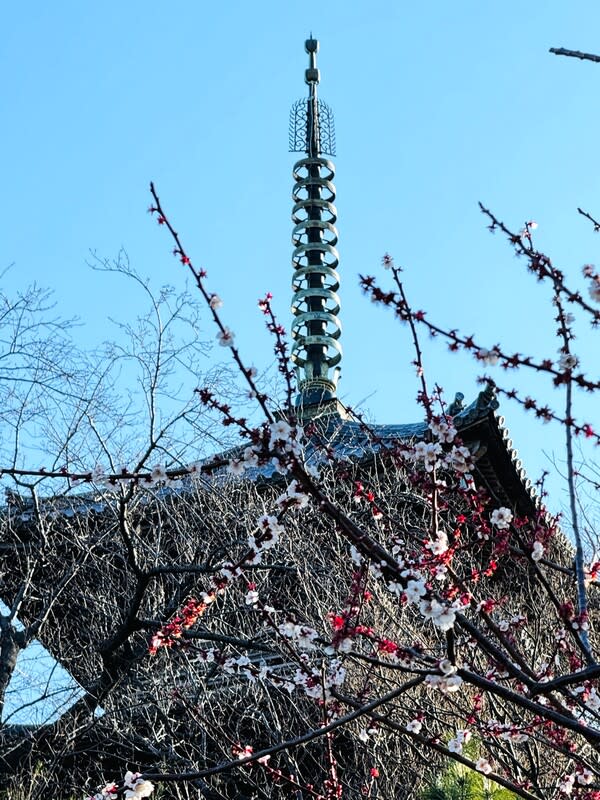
[420, 598, 456, 631]
[446, 445, 473, 473]
[87, 785, 118, 800]
[350, 545, 363, 566]
[270, 419, 292, 443]
[221, 562, 242, 580]
[327, 659, 346, 687]
[413, 441, 442, 472]
[279, 621, 300, 639]
[559, 773, 576, 795]
[577, 769, 594, 785]
[425, 673, 463, 694]
[275, 479, 310, 510]
[369, 561, 383, 579]
[336, 636, 353, 653]
[447, 730, 470, 754]
[444, 675, 463, 692]
[429, 418, 457, 443]
[531, 541, 544, 561]
[293, 660, 345, 702]
[249, 515, 284, 552]
[124, 772, 154, 799]
[277, 620, 318, 650]
[475, 758, 492, 775]
[227, 458, 245, 477]
[477, 348, 500, 366]
[490, 507, 513, 530]
[91, 464, 106, 482]
[433, 605, 456, 631]
[296, 626, 319, 650]
[589, 282, 600, 303]
[243, 446, 259, 466]
[425, 531, 449, 556]
[150, 464, 167, 482]
[216, 327, 235, 347]
[558, 352, 579, 370]
[438, 658, 457, 676]
[209, 293, 223, 309]
[586, 687, 600, 712]
[406, 719, 422, 733]
[245, 590, 259, 605]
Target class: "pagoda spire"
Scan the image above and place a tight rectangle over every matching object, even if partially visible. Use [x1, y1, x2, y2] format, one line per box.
[289, 38, 342, 411]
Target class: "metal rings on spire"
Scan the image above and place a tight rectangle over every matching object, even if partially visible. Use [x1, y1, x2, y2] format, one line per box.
[291, 156, 341, 405]
[289, 39, 341, 408]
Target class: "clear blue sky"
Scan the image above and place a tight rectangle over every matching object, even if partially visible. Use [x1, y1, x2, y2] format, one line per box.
[3, 1, 600, 515]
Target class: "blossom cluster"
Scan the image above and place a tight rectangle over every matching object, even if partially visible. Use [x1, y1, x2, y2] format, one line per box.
[227, 420, 305, 478]
[86, 771, 154, 800]
[150, 438, 311, 655]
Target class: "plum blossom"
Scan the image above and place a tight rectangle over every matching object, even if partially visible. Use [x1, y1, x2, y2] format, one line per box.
[336, 636, 353, 653]
[275, 479, 310, 510]
[475, 758, 492, 775]
[279, 620, 300, 638]
[150, 464, 167, 483]
[234, 744, 254, 759]
[227, 458, 245, 477]
[531, 541, 544, 561]
[91, 464, 106, 482]
[425, 531, 449, 556]
[209, 293, 223, 309]
[559, 773, 576, 795]
[446, 445, 473, 473]
[251, 514, 284, 551]
[296, 626, 319, 650]
[124, 772, 154, 799]
[245, 590, 259, 605]
[87, 785, 118, 800]
[413, 441, 442, 472]
[217, 327, 235, 347]
[490, 507, 512, 530]
[447, 730, 471, 754]
[558, 352, 578, 370]
[429, 418, 457, 443]
[350, 545, 363, 566]
[438, 658, 457, 676]
[586, 687, 600, 712]
[277, 620, 319, 650]
[406, 718, 422, 733]
[420, 598, 456, 631]
[243, 446, 259, 467]
[587, 274, 600, 303]
[477, 348, 500, 366]
[294, 668, 326, 700]
[269, 419, 292, 443]
[425, 673, 463, 693]
[577, 769, 594, 785]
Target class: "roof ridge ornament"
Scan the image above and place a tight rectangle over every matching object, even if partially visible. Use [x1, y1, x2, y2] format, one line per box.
[289, 39, 342, 413]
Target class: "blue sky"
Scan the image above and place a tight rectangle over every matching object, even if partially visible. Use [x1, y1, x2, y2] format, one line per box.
[3, 2, 600, 515]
